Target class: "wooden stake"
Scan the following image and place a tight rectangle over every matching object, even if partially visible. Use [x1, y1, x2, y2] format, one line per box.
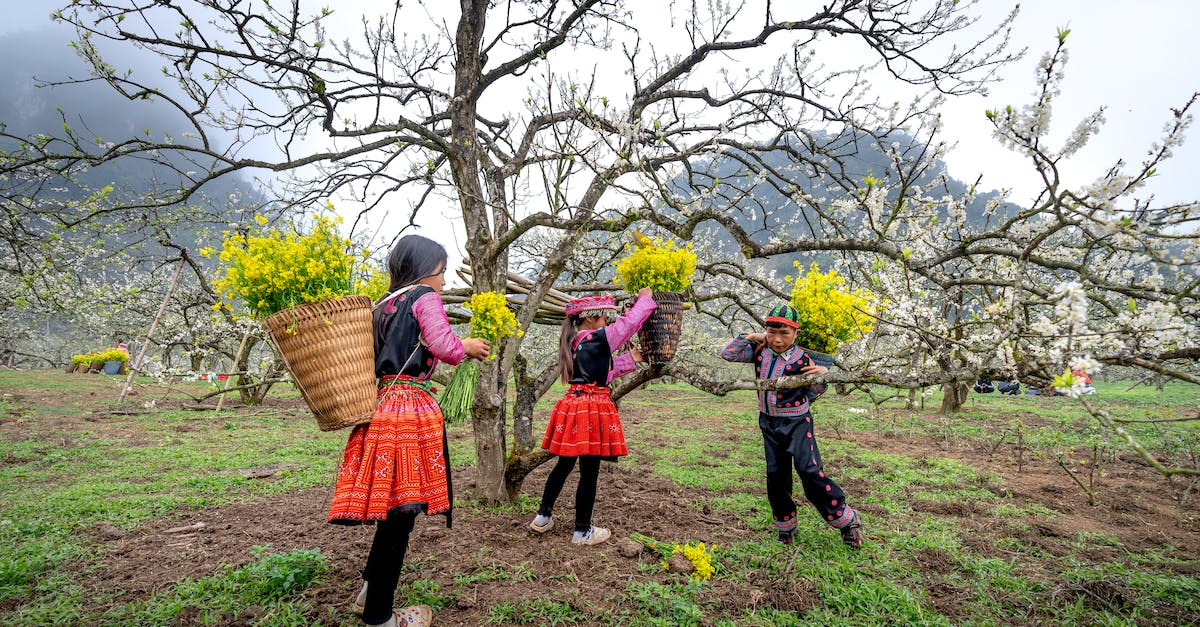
[119, 259, 186, 402]
[215, 326, 253, 412]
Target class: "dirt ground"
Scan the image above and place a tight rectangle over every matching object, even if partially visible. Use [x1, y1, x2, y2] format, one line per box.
[7, 377, 1200, 624]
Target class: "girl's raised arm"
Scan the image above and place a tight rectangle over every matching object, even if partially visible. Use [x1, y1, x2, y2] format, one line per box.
[412, 291, 466, 365]
[605, 292, 656, 352]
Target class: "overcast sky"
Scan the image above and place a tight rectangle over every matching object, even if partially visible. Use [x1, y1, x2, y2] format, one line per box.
[4, 2, 1198, 267]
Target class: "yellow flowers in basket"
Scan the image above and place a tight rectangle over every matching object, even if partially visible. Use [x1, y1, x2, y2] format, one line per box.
[209, 215, 380, 318]
[613, 232, 697, 364]
[787, 262, 877, 355]
[206, 213, 383, 431]
[613, 233, 697, 293]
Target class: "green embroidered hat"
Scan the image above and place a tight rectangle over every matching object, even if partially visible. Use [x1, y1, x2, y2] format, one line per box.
[764, 304, 800, 328]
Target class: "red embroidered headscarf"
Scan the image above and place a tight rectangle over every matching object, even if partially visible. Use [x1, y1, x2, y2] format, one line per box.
[565, 295, 617, 318]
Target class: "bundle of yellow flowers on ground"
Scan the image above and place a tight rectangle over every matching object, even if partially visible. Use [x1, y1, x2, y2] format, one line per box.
[788, 262, 877, 355]
[439, 292, 522, 423]
[70, 349, 129, 372]
[629, 532, 717, 581]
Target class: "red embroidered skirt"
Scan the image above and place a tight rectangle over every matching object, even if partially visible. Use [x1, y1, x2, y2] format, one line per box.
[328, 379, 450, 524]
[541, 384, 627, 458]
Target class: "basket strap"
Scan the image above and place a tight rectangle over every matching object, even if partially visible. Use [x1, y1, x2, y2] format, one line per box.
[373, 284, 419, 311]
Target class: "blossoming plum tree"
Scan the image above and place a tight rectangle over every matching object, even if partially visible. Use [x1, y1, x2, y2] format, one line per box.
[11, 2, 1193, 497]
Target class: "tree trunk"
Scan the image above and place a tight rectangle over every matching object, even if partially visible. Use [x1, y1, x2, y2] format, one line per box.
[905, 348, 924, 409]
[502, 354, 563, 499]
[939, 381, 968, 413]
[511, 353, 559, 453]
[445, 0, 511, 503]
[470, 363, 508, 504]
[504, 449, 554, 502]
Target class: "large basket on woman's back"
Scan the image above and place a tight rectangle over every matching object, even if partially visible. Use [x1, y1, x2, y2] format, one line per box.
[263, 295, 377, 431]
[637, 291, 686, 364]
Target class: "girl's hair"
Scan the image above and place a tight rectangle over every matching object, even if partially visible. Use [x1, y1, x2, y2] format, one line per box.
[558, 314, 581, 383]
[373, 234, 448, 334]
[383, 234, 448, 295]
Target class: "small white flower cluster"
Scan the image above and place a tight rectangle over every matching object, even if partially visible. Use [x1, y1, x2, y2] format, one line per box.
[1052, 282, 1088, 326]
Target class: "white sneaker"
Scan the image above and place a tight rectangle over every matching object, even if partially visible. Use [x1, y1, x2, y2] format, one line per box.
[529, 515, 553, 534]
[571, 526, 611, 545]
[368, 605, 432, 627]
[352, 581, 367, 615]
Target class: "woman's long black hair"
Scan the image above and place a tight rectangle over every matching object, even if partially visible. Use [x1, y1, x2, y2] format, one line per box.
[558, 314, 581, 383]
[383, 234, 448, 294]
[372, 234, 448, 336]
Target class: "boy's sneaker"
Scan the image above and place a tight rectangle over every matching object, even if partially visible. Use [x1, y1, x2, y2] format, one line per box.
[571, 526, 611, 545]
[840, 512, 863, 549]
[777, 528, 796, 545]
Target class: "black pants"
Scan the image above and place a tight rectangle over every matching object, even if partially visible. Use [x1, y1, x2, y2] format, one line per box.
[760, 412, 853, 529]
[361, 509, 417, 624]
[537, 455, 601, 533]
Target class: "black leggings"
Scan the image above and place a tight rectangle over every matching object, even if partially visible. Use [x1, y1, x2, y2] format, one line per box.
[361, 509, 417, 624]
[537, 455, 601, 533]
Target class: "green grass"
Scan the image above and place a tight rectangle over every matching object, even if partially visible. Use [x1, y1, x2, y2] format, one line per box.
[5, 546, 327, 627]
[485, 597, 588, 625]
[1, 371, 1197, 625]
[609, 381, 1199, 626]
[0, 372, 345, 614]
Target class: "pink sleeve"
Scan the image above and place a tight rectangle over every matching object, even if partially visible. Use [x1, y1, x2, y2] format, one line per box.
[608, 352, 636, 383]
[605, 293, 657, 351]
[412, 291, 466, 366]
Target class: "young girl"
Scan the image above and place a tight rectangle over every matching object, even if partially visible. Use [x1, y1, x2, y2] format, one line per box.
[529, 288, 655, 545]
[328, 235, 490, 627]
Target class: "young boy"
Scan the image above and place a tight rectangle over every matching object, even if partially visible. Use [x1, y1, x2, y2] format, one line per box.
[720, 304, 863, 548]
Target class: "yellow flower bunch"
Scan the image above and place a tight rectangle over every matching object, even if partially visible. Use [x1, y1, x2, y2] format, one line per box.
[663, 541, 717, 581]
[212, 215, 361, 319]
[73, 349, 129, 365]
[354, 266, 390, 302]
[439, 291, 522, 423]
[613, 235, 697, 293]
[788, 262, 877, 354]
[465, 291, 522, 349]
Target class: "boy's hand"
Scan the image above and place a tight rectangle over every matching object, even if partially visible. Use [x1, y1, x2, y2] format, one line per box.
[745, 332, 767, 345]
[799, 364, 828, 376]
[637, 287, 653, 299]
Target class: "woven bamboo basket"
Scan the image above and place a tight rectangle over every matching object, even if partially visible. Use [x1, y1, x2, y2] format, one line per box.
[801, 348, 835, 368]
[263, 295, 377, 431]
[638, 291, 686, 364]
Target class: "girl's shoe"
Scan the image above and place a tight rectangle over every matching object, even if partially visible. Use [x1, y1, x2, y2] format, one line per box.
[396, 604, 433, 626]
[352, 581, 368, 615]
[529, 514, 553, 534]
[571, 526, 611, 545]
[368, 605, 433, 627]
